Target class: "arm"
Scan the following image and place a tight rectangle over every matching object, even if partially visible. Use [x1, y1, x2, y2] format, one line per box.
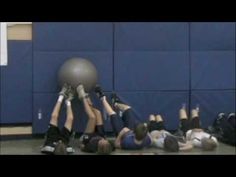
[115, 127, 130, 148]
[179, 141, 193, 151]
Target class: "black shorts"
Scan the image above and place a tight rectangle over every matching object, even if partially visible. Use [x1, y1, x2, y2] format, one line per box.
[148, 121, 166, 132]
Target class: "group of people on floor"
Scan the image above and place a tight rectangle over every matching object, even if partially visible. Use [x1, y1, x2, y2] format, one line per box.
[40, 84, 235, 155]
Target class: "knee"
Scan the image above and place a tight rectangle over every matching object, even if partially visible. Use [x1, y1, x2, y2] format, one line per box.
[66, 116, 74, 122]
[93, 108, 102, 116]
[88, 115, 96, 121]
[51, 114, 58, 120]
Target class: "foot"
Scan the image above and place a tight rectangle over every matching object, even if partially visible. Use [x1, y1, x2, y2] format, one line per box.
[227, 112, 235, 120]
[111, 93, 123, 108]
[66, 86, 75, 102]
[94, 85, 105, 99]
[41, 124, 60, 154]
[217, 112, 226, 122]
[76, 84, 88, 100]
[59, 83, 69, 97]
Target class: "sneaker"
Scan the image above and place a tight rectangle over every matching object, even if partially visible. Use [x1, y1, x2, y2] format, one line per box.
[110, 93, 123, 108]
[41, 124, 60, 154]
[217, 113, 226, 122]
[66, 86, 75, 102]
[59, 83, 69, 97]
[76, 84, 88, 100]
[227, 113, 235, 127]
[94, 85, 105, 99]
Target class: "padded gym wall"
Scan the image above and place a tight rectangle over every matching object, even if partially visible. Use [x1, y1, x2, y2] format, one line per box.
[114, 23, 190, 130]
[32, 23, 113, 133]
[0, 24, 32, 125]
[0, 41, 32, 124]
[190, 22, 235, 127]
[1, 22, 235, 133]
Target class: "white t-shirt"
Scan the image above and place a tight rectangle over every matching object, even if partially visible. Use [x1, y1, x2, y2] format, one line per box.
[150, 130, 172, 148]
[186, 130, 218, 148]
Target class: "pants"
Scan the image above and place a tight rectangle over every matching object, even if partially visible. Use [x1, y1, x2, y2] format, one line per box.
[110, 108, 139, 136]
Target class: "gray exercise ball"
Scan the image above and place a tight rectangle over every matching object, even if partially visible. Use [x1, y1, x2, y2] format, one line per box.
[58, 58, 98, 92]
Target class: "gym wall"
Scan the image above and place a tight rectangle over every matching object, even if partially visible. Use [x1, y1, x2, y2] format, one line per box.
[0, 22, 235, 134]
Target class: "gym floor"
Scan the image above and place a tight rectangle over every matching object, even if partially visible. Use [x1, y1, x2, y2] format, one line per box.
[1, 138, 235, 155]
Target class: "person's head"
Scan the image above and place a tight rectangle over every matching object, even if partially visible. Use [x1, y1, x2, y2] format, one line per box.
[134, 123, 148, 141]
[54, 140, 67, 155]
[164, 136, 179, 152]
[97, 139, 113, 155]
[201, 138, 217, 151]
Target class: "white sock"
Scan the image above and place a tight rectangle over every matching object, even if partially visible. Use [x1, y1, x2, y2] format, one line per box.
[58, 95, 64, 103]
[101, 96, 106, 101]
[66, 100, 71, 106]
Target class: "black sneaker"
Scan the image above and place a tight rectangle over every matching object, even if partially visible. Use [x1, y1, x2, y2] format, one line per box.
[227, 113, 235, 126]
[41, 124, 60, 154]
[111, 93, 123, 108]
[59, 83, 69, 97]
[216, 113, 226, 123]
[94, 85, 105, 99]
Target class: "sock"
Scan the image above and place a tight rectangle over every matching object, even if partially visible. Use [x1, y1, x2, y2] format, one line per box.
[58, 95, 64, 103]
[101, 96, 106, 101]
[66, 100, 71, 106]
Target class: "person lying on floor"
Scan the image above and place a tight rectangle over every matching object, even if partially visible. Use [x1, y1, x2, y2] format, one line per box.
[77, 84, 114, 155]
[209, 112, 235, 146]
[94, 85, 152, 150]
[41, 84, 75, 155]
[148, 114, 193, 152]
[179, 105, 218, 151]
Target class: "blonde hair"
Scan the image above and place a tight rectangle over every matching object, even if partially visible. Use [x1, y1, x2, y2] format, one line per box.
[201, 138, 217, 151]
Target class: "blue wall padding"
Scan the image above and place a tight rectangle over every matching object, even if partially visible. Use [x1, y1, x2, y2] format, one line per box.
[114, 51, 189, 91]
[191, 90, 236, 128]
[191, 51, 235, 89]
[115, 22, 189, 51]
[114, 91, 189, 130]
[1, 41, 32, 123]
[1, 22, 235, 131]
[33, 51, 113, 92]
[34, 22, 113, 51]
[190, 22, 235, 51]
[33, 92, 113, 134]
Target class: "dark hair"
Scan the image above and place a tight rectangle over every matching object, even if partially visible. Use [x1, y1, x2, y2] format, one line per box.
[164, 136, 179, 152]
[134, 123, 148, 141]
[54, 141, 67, 155]
[97, 140, 113, 155]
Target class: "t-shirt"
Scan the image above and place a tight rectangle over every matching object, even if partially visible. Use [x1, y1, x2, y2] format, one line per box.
[120, 131, 152, 150]
[151, 130, 172, 148]
[186, 130, 218, 148]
